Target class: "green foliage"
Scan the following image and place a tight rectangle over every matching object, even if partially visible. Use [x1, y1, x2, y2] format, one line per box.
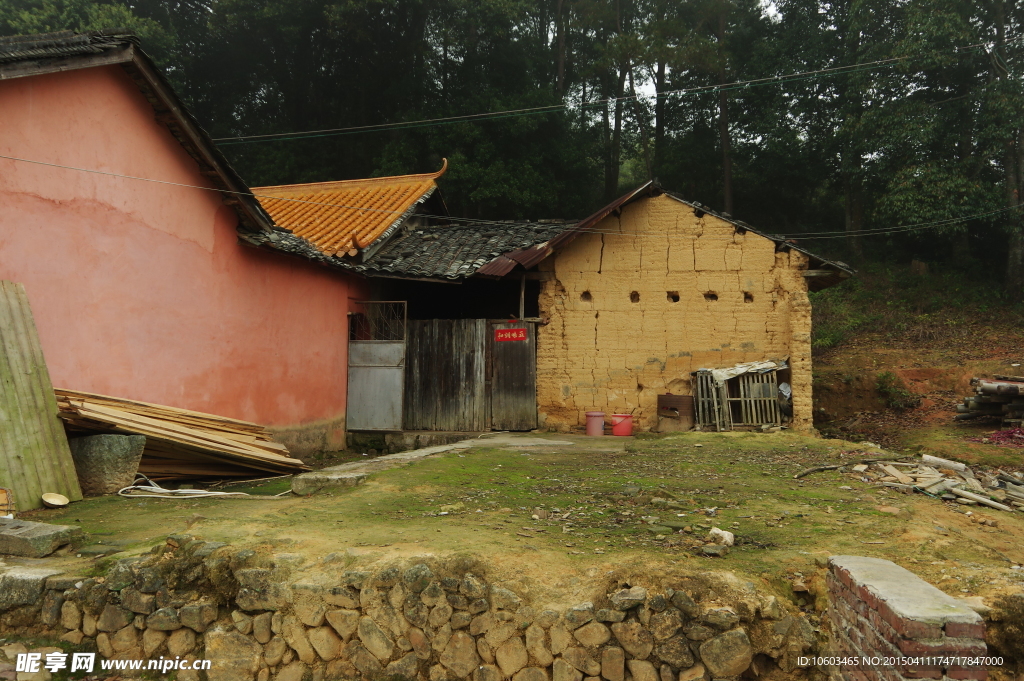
[810, 260, 1024, 351]
[5, 0, 1024, 291]
[875, 371, 920, 410]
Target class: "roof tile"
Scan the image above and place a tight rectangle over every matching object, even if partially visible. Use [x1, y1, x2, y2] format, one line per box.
[252, 161, 447, 255]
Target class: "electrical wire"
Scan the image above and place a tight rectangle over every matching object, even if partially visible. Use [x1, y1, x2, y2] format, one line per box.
[1, 151, 1018, 243]
[210, 36, 1020, 146]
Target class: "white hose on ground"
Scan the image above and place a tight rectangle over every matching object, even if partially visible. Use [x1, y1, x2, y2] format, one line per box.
[118, 474, 251, 499]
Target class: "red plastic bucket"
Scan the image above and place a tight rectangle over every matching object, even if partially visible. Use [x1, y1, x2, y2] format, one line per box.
[611, 414, 633, 436]
[585, 411, 605, 436]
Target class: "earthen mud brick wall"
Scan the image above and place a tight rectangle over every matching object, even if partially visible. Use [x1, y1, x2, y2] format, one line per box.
[535, 194, 813, 432]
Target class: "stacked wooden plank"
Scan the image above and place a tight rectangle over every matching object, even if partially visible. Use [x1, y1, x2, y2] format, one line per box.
[0, 281, 83, 511]
[56, 389, 308, 480]
[956, 376, 1024, 425]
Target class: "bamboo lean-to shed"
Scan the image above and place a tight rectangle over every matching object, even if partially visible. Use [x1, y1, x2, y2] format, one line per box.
[0, 281, 83, 510]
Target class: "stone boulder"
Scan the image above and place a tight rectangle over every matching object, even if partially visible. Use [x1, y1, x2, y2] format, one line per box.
[69, 434, 146, 496]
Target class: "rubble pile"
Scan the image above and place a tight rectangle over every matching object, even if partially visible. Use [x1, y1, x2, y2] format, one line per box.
[853, 454, 1022, 513]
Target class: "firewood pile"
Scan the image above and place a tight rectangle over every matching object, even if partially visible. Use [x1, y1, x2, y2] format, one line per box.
[56, 389, 309, 480]
[956, 375, 1024, 425]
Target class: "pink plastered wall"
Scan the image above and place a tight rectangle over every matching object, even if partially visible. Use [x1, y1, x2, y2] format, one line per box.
[0, 65, 367, 443]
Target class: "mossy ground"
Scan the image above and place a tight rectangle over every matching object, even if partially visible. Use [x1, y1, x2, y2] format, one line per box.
[16, 431, 1024, 610]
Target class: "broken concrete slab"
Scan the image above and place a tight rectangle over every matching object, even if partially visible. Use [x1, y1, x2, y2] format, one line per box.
[291, 472, 368, 496]
[0, 518, 81, 557]
[0, 567, 65, 610]
[829, 555, 982, 625]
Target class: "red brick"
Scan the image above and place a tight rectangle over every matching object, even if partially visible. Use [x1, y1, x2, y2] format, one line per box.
[902, 668, 943, 680]
[946, 667, 988, 681]
[855, 583, 880, 610]
[835, 566, 854, 588]
[875, 598, 942, 639]
[944, 621, 985, 639]
[897, 637, 987, 656]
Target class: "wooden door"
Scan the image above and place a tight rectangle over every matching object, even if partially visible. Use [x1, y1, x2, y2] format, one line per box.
[489, 321, 537, 431]
[404, 320, 488, 431]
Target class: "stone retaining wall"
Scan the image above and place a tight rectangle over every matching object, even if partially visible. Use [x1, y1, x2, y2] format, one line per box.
[0, 534, 822, 680]
[827, 556, 987, 681]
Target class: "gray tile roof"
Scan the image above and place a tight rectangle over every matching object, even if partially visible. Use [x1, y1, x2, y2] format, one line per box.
[0, 30, 138, 64]
[346, 221, 573, 280]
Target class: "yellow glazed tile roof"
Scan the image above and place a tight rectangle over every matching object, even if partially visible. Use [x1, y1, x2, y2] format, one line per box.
[252, 160, 447, 255]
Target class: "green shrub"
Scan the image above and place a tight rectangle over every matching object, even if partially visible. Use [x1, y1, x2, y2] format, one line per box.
[875, 371, 921, 410]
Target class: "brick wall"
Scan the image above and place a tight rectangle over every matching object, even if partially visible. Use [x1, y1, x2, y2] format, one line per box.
[827, 556, 987, 681]
[535, 193, 814, 433]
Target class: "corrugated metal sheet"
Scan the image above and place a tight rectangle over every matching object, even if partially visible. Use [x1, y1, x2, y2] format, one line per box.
[253, 161, 448, 256]
[0, 281, 83, 510]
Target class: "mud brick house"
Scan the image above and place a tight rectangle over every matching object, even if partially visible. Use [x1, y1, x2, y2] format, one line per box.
[499, 184, 853, 432]
[0, 31, 446, 454]
[328, 183, 851, 434]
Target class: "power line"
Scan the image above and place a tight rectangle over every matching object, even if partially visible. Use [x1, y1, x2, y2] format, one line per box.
[1, 152, 1017, 244]
[212, 59, 907, 145]
[210, 36, 1015, 146]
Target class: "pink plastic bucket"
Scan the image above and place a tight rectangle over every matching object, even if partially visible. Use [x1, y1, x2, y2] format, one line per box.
[611, 414, 633, 436]
[585, 411, 605, 436]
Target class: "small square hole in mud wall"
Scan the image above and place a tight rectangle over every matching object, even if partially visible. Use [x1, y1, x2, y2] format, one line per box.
[581, 291, 592, 302]
[704, 292, 718, 301]
[630, 291, 640, 303]
[744, 292, 754, 303]
[667, 291, 680, 302]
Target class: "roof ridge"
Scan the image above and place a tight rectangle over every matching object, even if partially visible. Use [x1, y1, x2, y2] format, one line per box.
[252, 158, 448, 194]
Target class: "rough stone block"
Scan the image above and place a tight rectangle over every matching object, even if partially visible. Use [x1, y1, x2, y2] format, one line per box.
[69, 434, 146, 496]
[0, 519, 80, 558]
[0, 567, 64, 610]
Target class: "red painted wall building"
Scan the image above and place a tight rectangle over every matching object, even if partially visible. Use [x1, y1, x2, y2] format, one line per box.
[0, 33, 368, 454]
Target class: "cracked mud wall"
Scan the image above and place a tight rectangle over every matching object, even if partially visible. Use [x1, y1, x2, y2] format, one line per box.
[536, 194, 813, 432]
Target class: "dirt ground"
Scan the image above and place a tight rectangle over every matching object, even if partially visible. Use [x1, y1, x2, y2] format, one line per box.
[13, 430, 1024, 619]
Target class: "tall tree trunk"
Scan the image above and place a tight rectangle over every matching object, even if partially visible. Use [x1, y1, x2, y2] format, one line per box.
[654, 60, 665, 180]
[716, 12, 733, 215]
[995, 0, 1024, 296]
[844, 175, 864, 259]
[605, 66, 628, 199]
[629, 70, 654, 181]
[556, 0, 566, 94]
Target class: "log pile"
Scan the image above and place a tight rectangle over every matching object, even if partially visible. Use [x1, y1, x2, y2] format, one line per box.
[957, 375, 1024, 425]
[56, 389, 309, 480]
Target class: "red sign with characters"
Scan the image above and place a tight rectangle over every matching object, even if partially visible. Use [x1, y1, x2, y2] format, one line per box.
[495, 327, 528, 342]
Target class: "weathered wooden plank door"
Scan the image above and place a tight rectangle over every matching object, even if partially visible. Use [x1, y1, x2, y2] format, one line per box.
[489, 321, 537, 431]
[404, 320, 487, 431]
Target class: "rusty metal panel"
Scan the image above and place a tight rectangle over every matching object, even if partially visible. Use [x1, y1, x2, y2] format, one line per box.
[347, 340, 405, 431]
[0, 281, 83, 510]
[404, 320, 487, 431]
[489, 321, 537, 431]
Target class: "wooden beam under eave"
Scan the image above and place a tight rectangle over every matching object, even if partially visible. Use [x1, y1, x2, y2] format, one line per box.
[0, 45, 134, 81]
